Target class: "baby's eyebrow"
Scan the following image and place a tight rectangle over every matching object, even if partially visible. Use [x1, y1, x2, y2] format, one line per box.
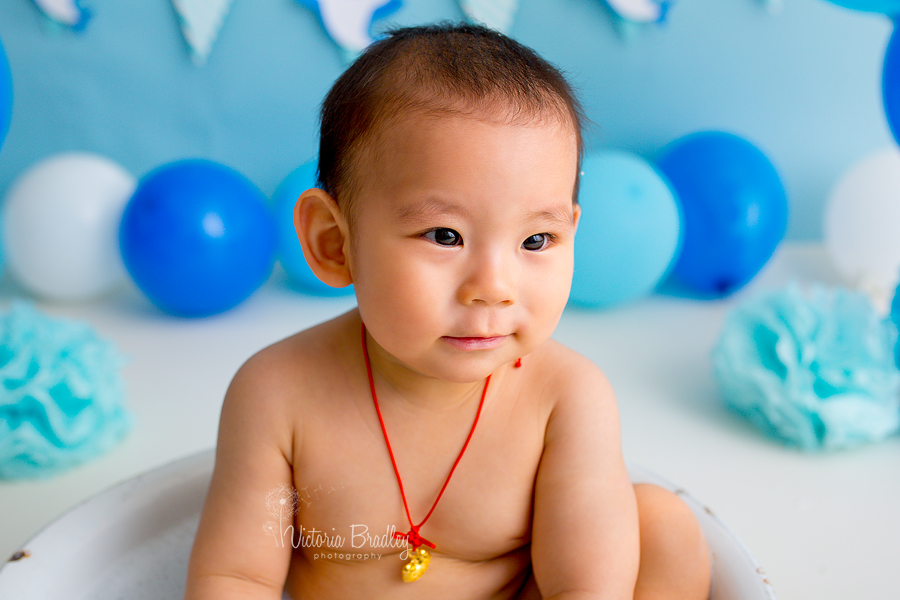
[525, 204, 576, 229]
[393, 198, 470, 223]
[393, 198, 575, 229]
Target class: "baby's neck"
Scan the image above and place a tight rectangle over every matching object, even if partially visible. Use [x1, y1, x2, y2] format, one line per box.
[359, 324, 502, 414]
[364, 343, 491, 414]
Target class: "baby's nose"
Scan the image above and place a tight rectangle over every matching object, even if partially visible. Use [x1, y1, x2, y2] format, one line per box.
[457, 257, 517, 306]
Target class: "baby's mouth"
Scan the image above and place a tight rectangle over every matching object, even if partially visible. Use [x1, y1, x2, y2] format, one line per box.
[441, 335, 508, 350]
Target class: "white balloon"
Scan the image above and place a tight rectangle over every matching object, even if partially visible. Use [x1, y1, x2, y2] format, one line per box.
[2, 153, 136, 301]
[824, 147, 900, 307]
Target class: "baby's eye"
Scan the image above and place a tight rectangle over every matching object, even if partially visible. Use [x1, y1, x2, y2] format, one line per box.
[423, 228, 462, 246]
[522, 233, 551, 251]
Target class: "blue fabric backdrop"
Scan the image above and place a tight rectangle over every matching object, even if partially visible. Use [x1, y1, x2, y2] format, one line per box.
[0, 0, 893, 240]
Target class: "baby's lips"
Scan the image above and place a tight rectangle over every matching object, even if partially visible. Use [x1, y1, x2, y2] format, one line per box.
[441, 335, 509, 350]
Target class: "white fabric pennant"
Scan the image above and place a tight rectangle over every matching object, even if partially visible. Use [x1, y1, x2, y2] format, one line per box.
[171, 0, 235, 66]
[761, 0, 783, 14]
[31, 0, 90, 29]
[297, 0, 403, 55]
[605, 0, 671, 23]
[459, 0, 519, 34]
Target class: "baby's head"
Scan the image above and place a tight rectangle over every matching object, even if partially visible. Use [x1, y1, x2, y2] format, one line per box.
[299, 24, 585, 381]
[316, 23, 585, 224]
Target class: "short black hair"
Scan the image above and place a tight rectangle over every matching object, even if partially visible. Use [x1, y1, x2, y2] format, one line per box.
[317, 22, 585, 218]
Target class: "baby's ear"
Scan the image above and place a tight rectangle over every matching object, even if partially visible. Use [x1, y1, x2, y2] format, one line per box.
[572, 203, 582, 232]
[294, 188, 353, 288]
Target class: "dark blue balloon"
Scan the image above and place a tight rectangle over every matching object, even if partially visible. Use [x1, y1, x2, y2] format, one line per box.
[656, 132, 788, 297]
[0, 37, 12, 150]
[884, 26, 900, 146]
[120, 159, 277, 317]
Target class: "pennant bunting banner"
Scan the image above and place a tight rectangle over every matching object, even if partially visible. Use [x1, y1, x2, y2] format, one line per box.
[171, 0, 235, 66]
[459, 0, 519, 34]
[31, 0, 90, 30]
[297, 0, 402, 56]
[605, 0, 671, 23]
[761, 0, 784, 14]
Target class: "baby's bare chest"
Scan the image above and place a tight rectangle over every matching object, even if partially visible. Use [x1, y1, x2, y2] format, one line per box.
[289, 396, 546, 562]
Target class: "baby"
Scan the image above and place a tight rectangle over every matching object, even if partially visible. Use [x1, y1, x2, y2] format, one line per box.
[186, 23, 711, 600]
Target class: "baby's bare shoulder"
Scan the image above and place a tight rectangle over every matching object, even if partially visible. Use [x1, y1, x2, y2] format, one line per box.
[531, 339, 614, 404]
[220, 311, 360, 446]
[523, 340, 619, 445]
[230, 312, 358, 401]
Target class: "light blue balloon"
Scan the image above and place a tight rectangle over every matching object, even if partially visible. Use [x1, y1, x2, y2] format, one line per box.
[0, 37, 12, 151]
[0, 211, 5, 278]
[820, 0, 900, 14]
[570, 151, 682, 309]
[272, 160, 354, 296]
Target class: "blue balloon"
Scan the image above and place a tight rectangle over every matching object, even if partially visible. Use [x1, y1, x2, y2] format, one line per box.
[120, 159, 277, 317]
[272, 160, 353, 296]
[570, 151, 682, 309]
[884, 26, 900, 146]
[656, 132, 787, 297]
[0, 37, 12, 150]
[820, 0, 900, 14]
[891, 277, 900, 369]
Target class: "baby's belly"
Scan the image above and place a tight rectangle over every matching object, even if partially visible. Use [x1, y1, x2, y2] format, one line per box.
[284, 543, 532, 600]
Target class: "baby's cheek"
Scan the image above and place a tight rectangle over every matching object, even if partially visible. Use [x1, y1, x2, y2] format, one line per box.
[529, 272, 572, 332]
[535, 260, 574, 305]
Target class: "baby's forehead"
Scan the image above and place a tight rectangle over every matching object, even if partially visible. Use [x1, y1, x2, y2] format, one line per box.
[392, 96, 575, 134]
[366, 101, 578, 155]
[340, 99, 581, 217]
[355, 107, 579, 203]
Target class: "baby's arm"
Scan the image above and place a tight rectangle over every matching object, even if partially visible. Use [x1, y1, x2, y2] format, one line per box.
[185, 352, 297, 600]
[530, 356, 640, 600]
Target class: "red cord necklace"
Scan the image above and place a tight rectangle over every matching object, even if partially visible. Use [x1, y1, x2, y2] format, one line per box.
[361, 323, 491, 582]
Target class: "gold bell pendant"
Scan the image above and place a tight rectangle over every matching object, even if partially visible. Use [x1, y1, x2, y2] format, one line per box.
[401, 546, 431, 582]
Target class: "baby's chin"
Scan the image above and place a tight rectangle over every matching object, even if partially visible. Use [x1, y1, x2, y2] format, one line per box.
[378, 330, 548, 383]
[429, 353, 527, 384]
[381, 349, 511, 385]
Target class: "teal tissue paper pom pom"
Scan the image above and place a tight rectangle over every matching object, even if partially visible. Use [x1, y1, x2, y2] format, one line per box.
[0, 303, 132, 478]
[712, 285, 900, 451]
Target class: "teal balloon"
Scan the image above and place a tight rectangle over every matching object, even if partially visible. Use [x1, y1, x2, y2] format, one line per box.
[0, 37, 12, 150]
[820, 0, 900, 14]
[272, 160, 353, 296]
[570, 151, 682, 309]
[656, 131, 787, 297]
[884, 25, 900, 145]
